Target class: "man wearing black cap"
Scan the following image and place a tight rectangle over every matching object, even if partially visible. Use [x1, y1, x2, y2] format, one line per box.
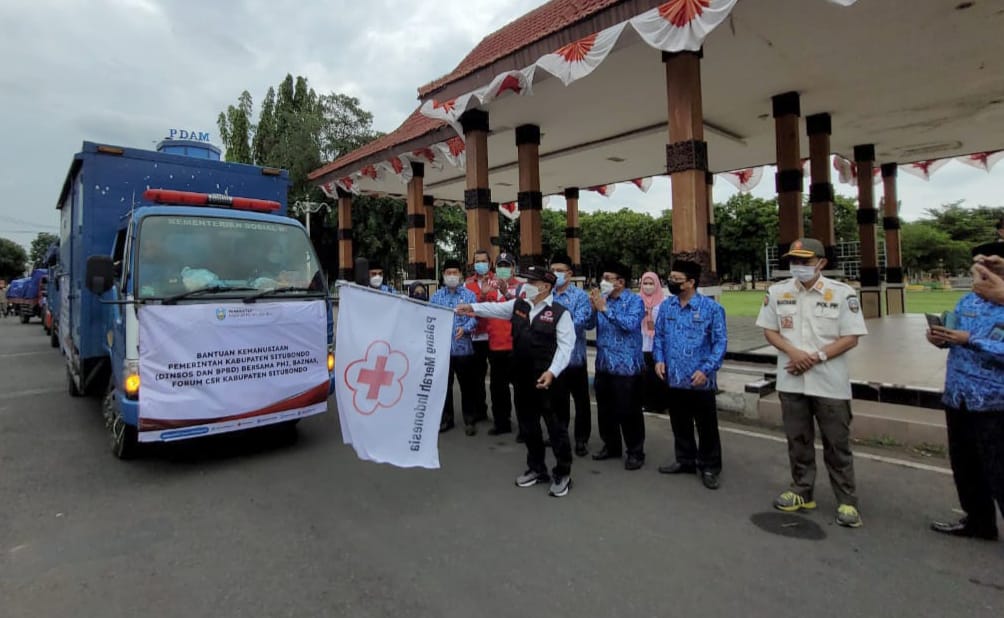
[927, 242, 1004, 541]
[456, 265, 576, 497]
[590, 261, 647, 470]
[653, 260, 728, 490]
[756, 238, 868, 528]
[550, 253, 596, 456]
[430, 259, 479, 435]
[366, 260, 395, 293]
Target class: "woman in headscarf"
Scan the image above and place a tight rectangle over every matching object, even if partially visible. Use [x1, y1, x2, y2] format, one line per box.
[640, 271, 669, 412]
[407, 281, 429, 301]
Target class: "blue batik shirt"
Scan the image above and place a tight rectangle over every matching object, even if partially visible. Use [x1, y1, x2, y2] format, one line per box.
[594, 289, 645, 375]
[430, 285, 478, 357]
[652, 293, 728, 391]
[553, 284, 595, 368]
[942, 292, 1004, 412]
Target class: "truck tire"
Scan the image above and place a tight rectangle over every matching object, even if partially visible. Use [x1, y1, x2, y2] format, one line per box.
[67, 366, 83, 397]
[50, 327, 59, 348]
[104, 380, 139, 460]
[20, 311, 29, 324]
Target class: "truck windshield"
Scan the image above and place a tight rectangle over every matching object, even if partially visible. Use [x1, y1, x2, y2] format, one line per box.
[136, 215, 324, 300]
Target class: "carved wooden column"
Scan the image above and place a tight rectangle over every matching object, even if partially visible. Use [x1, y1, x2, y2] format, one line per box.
[405, 161, 426, 280]
[564, 187, 581, 273]
[423, 194, 435, 280]
[773, 91, 804, 271]
[664, 50, 713, 284]
[336, 188, 353, 281]
[882, 163, 905, 315]
[855, 144, 881, 318]
[807, 112, 837, 267]
[516, 124, 543, 267]
[461, 109, 492, 262]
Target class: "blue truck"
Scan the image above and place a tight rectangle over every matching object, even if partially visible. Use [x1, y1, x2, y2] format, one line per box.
[8, 268, 48, 323]
[60, 140, 335, 458]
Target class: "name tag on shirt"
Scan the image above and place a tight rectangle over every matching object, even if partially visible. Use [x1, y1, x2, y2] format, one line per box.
[990, 323, 1004, 342]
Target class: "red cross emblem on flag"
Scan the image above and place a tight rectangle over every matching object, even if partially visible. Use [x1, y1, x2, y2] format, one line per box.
[344, 341, 409, 415]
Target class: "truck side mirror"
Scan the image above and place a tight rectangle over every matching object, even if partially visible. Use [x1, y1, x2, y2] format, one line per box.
[85, 255, 115, 295]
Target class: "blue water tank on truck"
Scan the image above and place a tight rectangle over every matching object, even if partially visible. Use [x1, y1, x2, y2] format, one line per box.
[58, 141, 336, 458]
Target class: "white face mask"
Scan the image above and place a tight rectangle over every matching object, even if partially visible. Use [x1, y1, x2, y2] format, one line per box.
[443, 275, 460, 288]
[790, 265, 818, 283]
[599, 280, 615, 295]
[522, 283, 540, 299]
[641, 283, 656, 294]
[369, 275, 383, 288]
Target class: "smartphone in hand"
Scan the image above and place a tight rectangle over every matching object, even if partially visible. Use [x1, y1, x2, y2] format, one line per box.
[925, 313, 944, 329]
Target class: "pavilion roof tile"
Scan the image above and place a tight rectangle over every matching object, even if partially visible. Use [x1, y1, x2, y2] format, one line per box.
[417, 0, 623, 99]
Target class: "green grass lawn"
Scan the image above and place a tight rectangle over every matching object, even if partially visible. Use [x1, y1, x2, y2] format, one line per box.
[718, 289, 966, 317]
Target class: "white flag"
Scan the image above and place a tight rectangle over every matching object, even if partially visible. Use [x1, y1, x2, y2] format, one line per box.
[335, 285, 452, 468]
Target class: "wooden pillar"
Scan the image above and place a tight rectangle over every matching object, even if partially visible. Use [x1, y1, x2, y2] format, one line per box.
[516, 124, 543, 267]
[807, 112, 837, 268]
[423, 195, 435, 280]
[705, 171, 717, 274]
[488, 202, 501, 260]
[772, 91, 804, 271]
[564, 187, 581, 272]
[336, 188, 354, 281]
[461, 110, 492, 262]
[855, 144, 881, 318]
[882, 163, 905, 315]
[405, 162, 426, 280]
[664, 50, 713, 284]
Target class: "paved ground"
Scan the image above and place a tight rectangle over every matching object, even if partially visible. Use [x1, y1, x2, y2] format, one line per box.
[1, 317, 1001, 618]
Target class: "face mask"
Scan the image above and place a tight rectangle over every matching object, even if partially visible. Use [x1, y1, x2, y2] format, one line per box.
[522, 283, 540, 299]
[474, 262, 489, 276]
[599, 280, 615, 296]
[444, 275, 460, 288]
[411, 289, 428, 301]
[496, 267, 512, 280]
[641, 283, 656, 294]
[790, 265, 818, 283]
[369, 275, 383, 288]
[553, 272, 566, 287]
[667, 283, 683, 296]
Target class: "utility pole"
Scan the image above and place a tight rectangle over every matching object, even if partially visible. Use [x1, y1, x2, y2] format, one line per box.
[292, 200, 329, 237]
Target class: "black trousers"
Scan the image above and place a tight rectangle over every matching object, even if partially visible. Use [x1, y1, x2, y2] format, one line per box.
[594, 371, 645, 458]
[667, 388, 722, 473]
[779, 393, 858, 506]
[513, 366, 572, 478]
[471, 340, 490, 421]
[552, 363, 591, 444]
[945, 406, 1004, 532]
[642, 352, 669, 412]
[488, 349, 513, 431]
[442, 355, 478, 428]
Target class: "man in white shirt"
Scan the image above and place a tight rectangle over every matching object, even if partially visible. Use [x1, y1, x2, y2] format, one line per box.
[756, 238, 868, 528]
[456, 265, 576, 497]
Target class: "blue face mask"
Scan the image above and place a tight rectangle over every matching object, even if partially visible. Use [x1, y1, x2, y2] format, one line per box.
[474, 262, 490, 276]
[554, 272, 566, 287]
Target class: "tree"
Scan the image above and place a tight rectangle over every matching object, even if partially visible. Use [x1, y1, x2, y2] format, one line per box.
[216, 90, 253, 164]
[0, 237, 28, 282]
[350, 195, 408, 285]
[900, 221, 970, 278]
[715, 194, 779, 282]
[924, 202, 1003, 245]
[318, 93, 380, 161]
[29, 232, 58, 268]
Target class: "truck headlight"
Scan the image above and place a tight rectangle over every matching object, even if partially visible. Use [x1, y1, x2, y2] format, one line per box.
[124, 360, 140, 400]
[327, 349, 335, 372]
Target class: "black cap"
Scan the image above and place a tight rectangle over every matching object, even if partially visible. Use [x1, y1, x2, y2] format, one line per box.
[549, 253, 573, 268]
[972, 241, 1004, 259]
[368, 260, 383, 272]
[523, 265, 557, 285]
[442, 258, 463, 271]
[601, 261, 631, 281]
[671, 259, 702, 283]
[496, 252, 516, 266]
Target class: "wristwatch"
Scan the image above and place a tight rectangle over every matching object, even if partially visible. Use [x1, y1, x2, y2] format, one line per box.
[816, 350, 828, 362]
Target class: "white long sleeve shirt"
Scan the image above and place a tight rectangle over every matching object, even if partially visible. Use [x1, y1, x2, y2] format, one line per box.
[471, 294, 575, 378]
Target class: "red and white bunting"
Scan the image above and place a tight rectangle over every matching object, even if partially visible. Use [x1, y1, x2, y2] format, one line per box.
[499, 201, 519, 221]
[588, 184, 616, 197]
[420, 67, 536, 138]
[630, 177, 653, 193]
[957, 150, 1004, 173]
[630, 1, 738, 51]
[433, 136, 467, 170]
[719, 167, 763, 193]
[536, 23, 627, 86]
[900, 159, 949, 182]
[832, 156, 881, 187]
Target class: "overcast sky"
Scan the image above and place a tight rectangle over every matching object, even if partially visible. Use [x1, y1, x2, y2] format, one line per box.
[2, 0, 1001, 252]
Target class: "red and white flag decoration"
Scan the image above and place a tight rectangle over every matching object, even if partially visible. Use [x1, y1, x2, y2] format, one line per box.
[588, 184, 617, 197]
[433, 137, 467, 170]
[901, 159, 949, 182]
[421, 67, 536, 137]
[630, 0, 738, 50]
[719, 167, 764, 193]
[630, 177, 653, 193]
[536, 23, 627, 86]
[957, 150, 1004, 173]
[499, 202, 520, 221]
[832, 156, 881, 187]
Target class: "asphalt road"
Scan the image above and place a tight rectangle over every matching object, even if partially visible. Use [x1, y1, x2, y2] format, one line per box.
[1, 317, 1001, 618]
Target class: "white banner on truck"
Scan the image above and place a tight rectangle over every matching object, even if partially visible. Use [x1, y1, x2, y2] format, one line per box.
[335, 285, 452, 469]
[138, 300, 329, 442]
